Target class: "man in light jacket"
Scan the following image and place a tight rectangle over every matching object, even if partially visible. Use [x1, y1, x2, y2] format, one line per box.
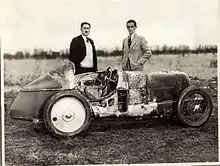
[122, 19, 152, 71]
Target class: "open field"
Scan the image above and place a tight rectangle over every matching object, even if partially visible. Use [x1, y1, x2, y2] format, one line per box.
[4, 54, 218, 165]
[4, 54, 217, 87]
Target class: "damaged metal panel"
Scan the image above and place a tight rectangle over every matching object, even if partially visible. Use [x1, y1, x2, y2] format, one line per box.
[76, 73, 107, 101]
[91, 93, 121, 117]
[49, 62, 76, 89]
[125, 71, 147, 89]
[116, 72, 129, 90]
[22, 74, 62, 91]
[129, 88, 147, 105]
[92, 99, 158, 117]
[127, 102, 158, 116]
[23, 62, 77, 91]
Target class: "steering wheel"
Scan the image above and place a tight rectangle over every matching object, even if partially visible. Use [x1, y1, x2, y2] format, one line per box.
[101, 67, 113, 90]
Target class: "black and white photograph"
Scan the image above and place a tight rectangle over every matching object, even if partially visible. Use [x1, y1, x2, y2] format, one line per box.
[2, 0, 219, 165]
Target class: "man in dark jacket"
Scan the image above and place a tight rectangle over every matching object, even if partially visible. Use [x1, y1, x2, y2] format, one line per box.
[69, 22, 97, 75]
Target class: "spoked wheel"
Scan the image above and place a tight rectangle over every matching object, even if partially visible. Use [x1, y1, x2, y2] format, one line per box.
[43, 91, 91, 137]
[177, 86, 213, 127]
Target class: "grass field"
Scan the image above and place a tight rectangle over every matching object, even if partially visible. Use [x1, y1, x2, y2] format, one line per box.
[4, 76, 218, 165]
[4, 54, 217, 87]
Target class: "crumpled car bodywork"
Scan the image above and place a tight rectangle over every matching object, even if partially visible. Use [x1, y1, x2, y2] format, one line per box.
[10, 62, 213, 137]
[10, 62, 76, 121]
[10, 62, 190, 120]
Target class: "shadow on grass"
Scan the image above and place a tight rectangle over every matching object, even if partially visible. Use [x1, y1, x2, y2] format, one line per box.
[29, 116, 190, 141]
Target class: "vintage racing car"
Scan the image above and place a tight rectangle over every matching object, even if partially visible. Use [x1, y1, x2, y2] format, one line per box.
[10, 62, 213, 137]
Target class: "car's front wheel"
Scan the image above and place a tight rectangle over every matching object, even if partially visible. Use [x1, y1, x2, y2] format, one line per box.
[43, 90, 91, 137]
[177, 86, 213, 127]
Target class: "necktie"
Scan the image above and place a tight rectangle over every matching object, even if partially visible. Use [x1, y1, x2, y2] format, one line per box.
[86, 37, 89, 43]
[128, 36, 131, 48]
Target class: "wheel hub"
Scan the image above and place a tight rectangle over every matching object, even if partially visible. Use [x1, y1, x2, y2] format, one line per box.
[62, 111, 75, 122]
[194, 104, 200, 110]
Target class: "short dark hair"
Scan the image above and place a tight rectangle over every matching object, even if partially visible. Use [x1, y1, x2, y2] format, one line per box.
[126, 19, 137, 27]
[81, 22, 91, 28]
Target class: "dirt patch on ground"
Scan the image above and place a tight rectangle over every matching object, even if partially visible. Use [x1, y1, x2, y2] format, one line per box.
[4, 77, 218, 165]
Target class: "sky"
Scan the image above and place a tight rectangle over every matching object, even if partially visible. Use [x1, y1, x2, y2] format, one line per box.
[0, 0, 219, 53]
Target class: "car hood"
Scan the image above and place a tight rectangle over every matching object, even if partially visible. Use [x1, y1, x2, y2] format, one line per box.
[21, 62, 82, 91]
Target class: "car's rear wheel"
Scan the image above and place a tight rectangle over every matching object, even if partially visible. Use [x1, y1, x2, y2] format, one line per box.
[177, 86, 213, 127]
[43, 90, 91, 137]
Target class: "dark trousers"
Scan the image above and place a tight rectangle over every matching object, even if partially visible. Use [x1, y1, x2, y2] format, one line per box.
[75, 66, 94, 75]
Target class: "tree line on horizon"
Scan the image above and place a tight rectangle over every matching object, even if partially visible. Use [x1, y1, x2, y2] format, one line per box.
[4, 44, 217, 59]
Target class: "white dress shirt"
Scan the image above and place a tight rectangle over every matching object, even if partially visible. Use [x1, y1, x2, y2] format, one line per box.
[129, 33, 135, 41]
[80, 35, 93, 68]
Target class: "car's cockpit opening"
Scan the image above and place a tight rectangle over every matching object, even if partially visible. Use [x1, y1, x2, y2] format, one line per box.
[78, 67, 119, 101]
